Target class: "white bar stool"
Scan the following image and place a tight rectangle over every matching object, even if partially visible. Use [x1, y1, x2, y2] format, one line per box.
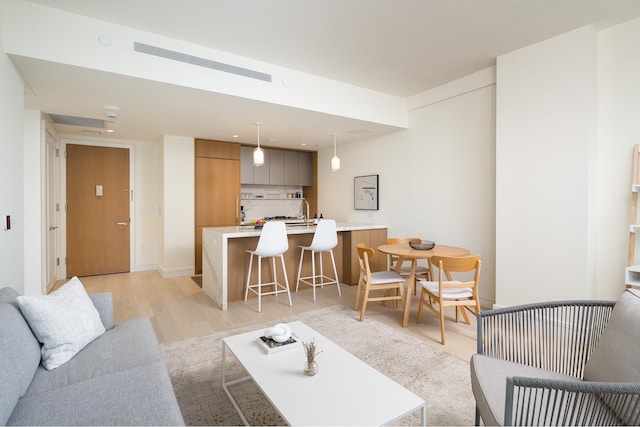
[295, 219, 341, 301]
[244, 221, 292, 312]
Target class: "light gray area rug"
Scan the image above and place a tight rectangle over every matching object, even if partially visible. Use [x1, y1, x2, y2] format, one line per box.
[160, 305, 474, 426]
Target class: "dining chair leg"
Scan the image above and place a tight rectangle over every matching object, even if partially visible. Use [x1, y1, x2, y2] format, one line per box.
[354, 281, 362, 311]
[359, 284, 370, 322]
[416, 288, 425, 324]
[459, 305, 471, 324]
[439, 303, 446, 345]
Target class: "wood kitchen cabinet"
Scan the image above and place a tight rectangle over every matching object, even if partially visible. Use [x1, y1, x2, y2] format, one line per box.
[343, 228, 388, 285]
[195, 139, 240, 274]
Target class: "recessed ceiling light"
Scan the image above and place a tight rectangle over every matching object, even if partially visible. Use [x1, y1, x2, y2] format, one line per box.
[301, 143, 307, 146]
[232, 134, 239, 138]
[98, 34, 112, 46]
[104, 105, 120, 119]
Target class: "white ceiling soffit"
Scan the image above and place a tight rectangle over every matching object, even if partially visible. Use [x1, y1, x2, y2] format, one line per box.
[13, 0, 640, 147]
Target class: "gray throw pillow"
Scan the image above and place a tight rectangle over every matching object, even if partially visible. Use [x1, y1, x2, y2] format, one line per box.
[583, 289, 640, 382]
[16, 277, 105, 370]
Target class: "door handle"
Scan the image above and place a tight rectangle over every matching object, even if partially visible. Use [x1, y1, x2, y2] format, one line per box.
[116, 222, 129, 226]
[49, 226, 58, 231]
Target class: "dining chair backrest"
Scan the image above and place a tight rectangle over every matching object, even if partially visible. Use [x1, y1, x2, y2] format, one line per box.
[430, 255, 481, 289]
[356, 243, 374, 277]
[254, 221, 289, 257]
[308, 219, 338, 251]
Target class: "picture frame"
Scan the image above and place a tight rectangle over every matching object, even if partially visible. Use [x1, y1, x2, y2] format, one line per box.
[354, 174, 379, 210]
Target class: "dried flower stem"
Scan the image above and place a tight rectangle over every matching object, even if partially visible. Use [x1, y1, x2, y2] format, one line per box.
[302, 338, 322, 364]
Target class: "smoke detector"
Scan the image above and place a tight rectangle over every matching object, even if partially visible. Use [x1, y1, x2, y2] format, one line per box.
[104, 105, 120, 119]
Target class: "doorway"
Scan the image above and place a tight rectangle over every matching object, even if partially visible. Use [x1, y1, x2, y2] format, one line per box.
[45, 129, 60, 292]
[66, 144, 131, 277]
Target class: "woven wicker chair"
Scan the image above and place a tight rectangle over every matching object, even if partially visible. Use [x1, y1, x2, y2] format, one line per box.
[471, 289, 640, 426]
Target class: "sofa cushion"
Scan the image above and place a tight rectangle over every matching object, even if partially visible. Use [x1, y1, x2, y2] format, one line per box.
[0, 286, 20, 304]
[17, 277, 105, 370]
[471, 354, 576, 426]
[89, 292, 114, 330]
[584, 289, 640, 382]
[8, 362, 185, 426]
[0, 302, 41, 395]
[0, 350, 21, 426]
[24, 317, 163, 397]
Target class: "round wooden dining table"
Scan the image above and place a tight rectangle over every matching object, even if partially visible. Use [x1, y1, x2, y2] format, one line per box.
[377, 244, 471, 328]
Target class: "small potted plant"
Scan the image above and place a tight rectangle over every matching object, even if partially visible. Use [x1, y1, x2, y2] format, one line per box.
[302, 338, 321, 376]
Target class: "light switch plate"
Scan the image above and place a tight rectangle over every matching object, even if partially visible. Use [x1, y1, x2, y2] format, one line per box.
[96, 185, 103, 197]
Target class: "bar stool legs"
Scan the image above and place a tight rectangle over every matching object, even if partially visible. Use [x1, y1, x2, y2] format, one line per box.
[295, 219, 341, 301]
[243, 221, 292, 312]
[296, 247, 341, 301]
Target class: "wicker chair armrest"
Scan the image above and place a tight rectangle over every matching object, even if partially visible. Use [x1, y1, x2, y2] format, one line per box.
[477, 300, 614, 378]
[505, 376, 640, 426]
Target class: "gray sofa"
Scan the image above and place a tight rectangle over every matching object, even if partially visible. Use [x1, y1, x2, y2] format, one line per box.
[471, 288, 640, 426]
[0, 286, 184, 426]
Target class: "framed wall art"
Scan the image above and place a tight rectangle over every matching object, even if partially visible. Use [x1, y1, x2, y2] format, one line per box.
[354, 174, 379, 210]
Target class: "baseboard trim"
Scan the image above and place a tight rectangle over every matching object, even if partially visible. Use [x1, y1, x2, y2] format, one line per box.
[158, 266, 195, 279]
[133, 263, 159, 272]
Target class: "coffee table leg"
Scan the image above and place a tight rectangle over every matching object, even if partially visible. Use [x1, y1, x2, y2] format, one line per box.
[221, 340, 252, 426]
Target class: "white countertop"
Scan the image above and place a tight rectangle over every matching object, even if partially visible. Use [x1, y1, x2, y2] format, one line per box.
[203, 222, 387, 238]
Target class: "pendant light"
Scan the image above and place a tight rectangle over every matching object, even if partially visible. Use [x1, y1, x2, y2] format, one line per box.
[253, 122, 265, 166]
[331, 134, 341, 172]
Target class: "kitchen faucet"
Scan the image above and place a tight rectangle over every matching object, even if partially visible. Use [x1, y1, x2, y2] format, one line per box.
[302, 199, 310, 226]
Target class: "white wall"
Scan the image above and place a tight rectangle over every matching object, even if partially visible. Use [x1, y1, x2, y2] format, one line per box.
[160, 135, 195, 278]
[597, 16, 640, 299]
[133, 139, 163, 270]
[319, 70, 497, 306]
[496, 26, 598, 306]
[0, 4, 26, 293]
[23, 110, 45, 295]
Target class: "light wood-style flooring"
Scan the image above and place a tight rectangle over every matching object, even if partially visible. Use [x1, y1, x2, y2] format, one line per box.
[65, 270, 478, 361]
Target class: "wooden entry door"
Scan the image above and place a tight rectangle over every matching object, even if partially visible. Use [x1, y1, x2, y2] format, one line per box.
[66, 144, 130, 277]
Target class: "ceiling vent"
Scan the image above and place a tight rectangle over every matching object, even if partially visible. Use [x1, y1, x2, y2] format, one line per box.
[49, 113, 105, 129]
[134, 42, 272, 83]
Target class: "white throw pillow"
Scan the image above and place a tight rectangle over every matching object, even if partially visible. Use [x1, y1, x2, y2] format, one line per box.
[17, 277, 105, 370]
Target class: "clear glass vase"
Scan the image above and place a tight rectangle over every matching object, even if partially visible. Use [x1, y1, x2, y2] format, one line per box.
[303, 360, 318, 376]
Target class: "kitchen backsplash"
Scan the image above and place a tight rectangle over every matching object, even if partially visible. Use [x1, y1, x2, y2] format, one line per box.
[241, 185, 306, 222]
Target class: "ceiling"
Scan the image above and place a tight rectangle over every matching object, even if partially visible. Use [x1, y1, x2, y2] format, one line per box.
[13, 0, 640, 149]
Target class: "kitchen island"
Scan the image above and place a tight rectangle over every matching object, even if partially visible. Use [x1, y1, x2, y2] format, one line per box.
[202, 223, 387, 310]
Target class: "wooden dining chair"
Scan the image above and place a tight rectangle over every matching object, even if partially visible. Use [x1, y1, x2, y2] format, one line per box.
[416, 255, 481, 345]
[354, 243, 405, 322]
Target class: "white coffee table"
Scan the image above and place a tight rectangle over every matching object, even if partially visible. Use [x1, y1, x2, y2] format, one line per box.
[221, 320, 426, 426]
